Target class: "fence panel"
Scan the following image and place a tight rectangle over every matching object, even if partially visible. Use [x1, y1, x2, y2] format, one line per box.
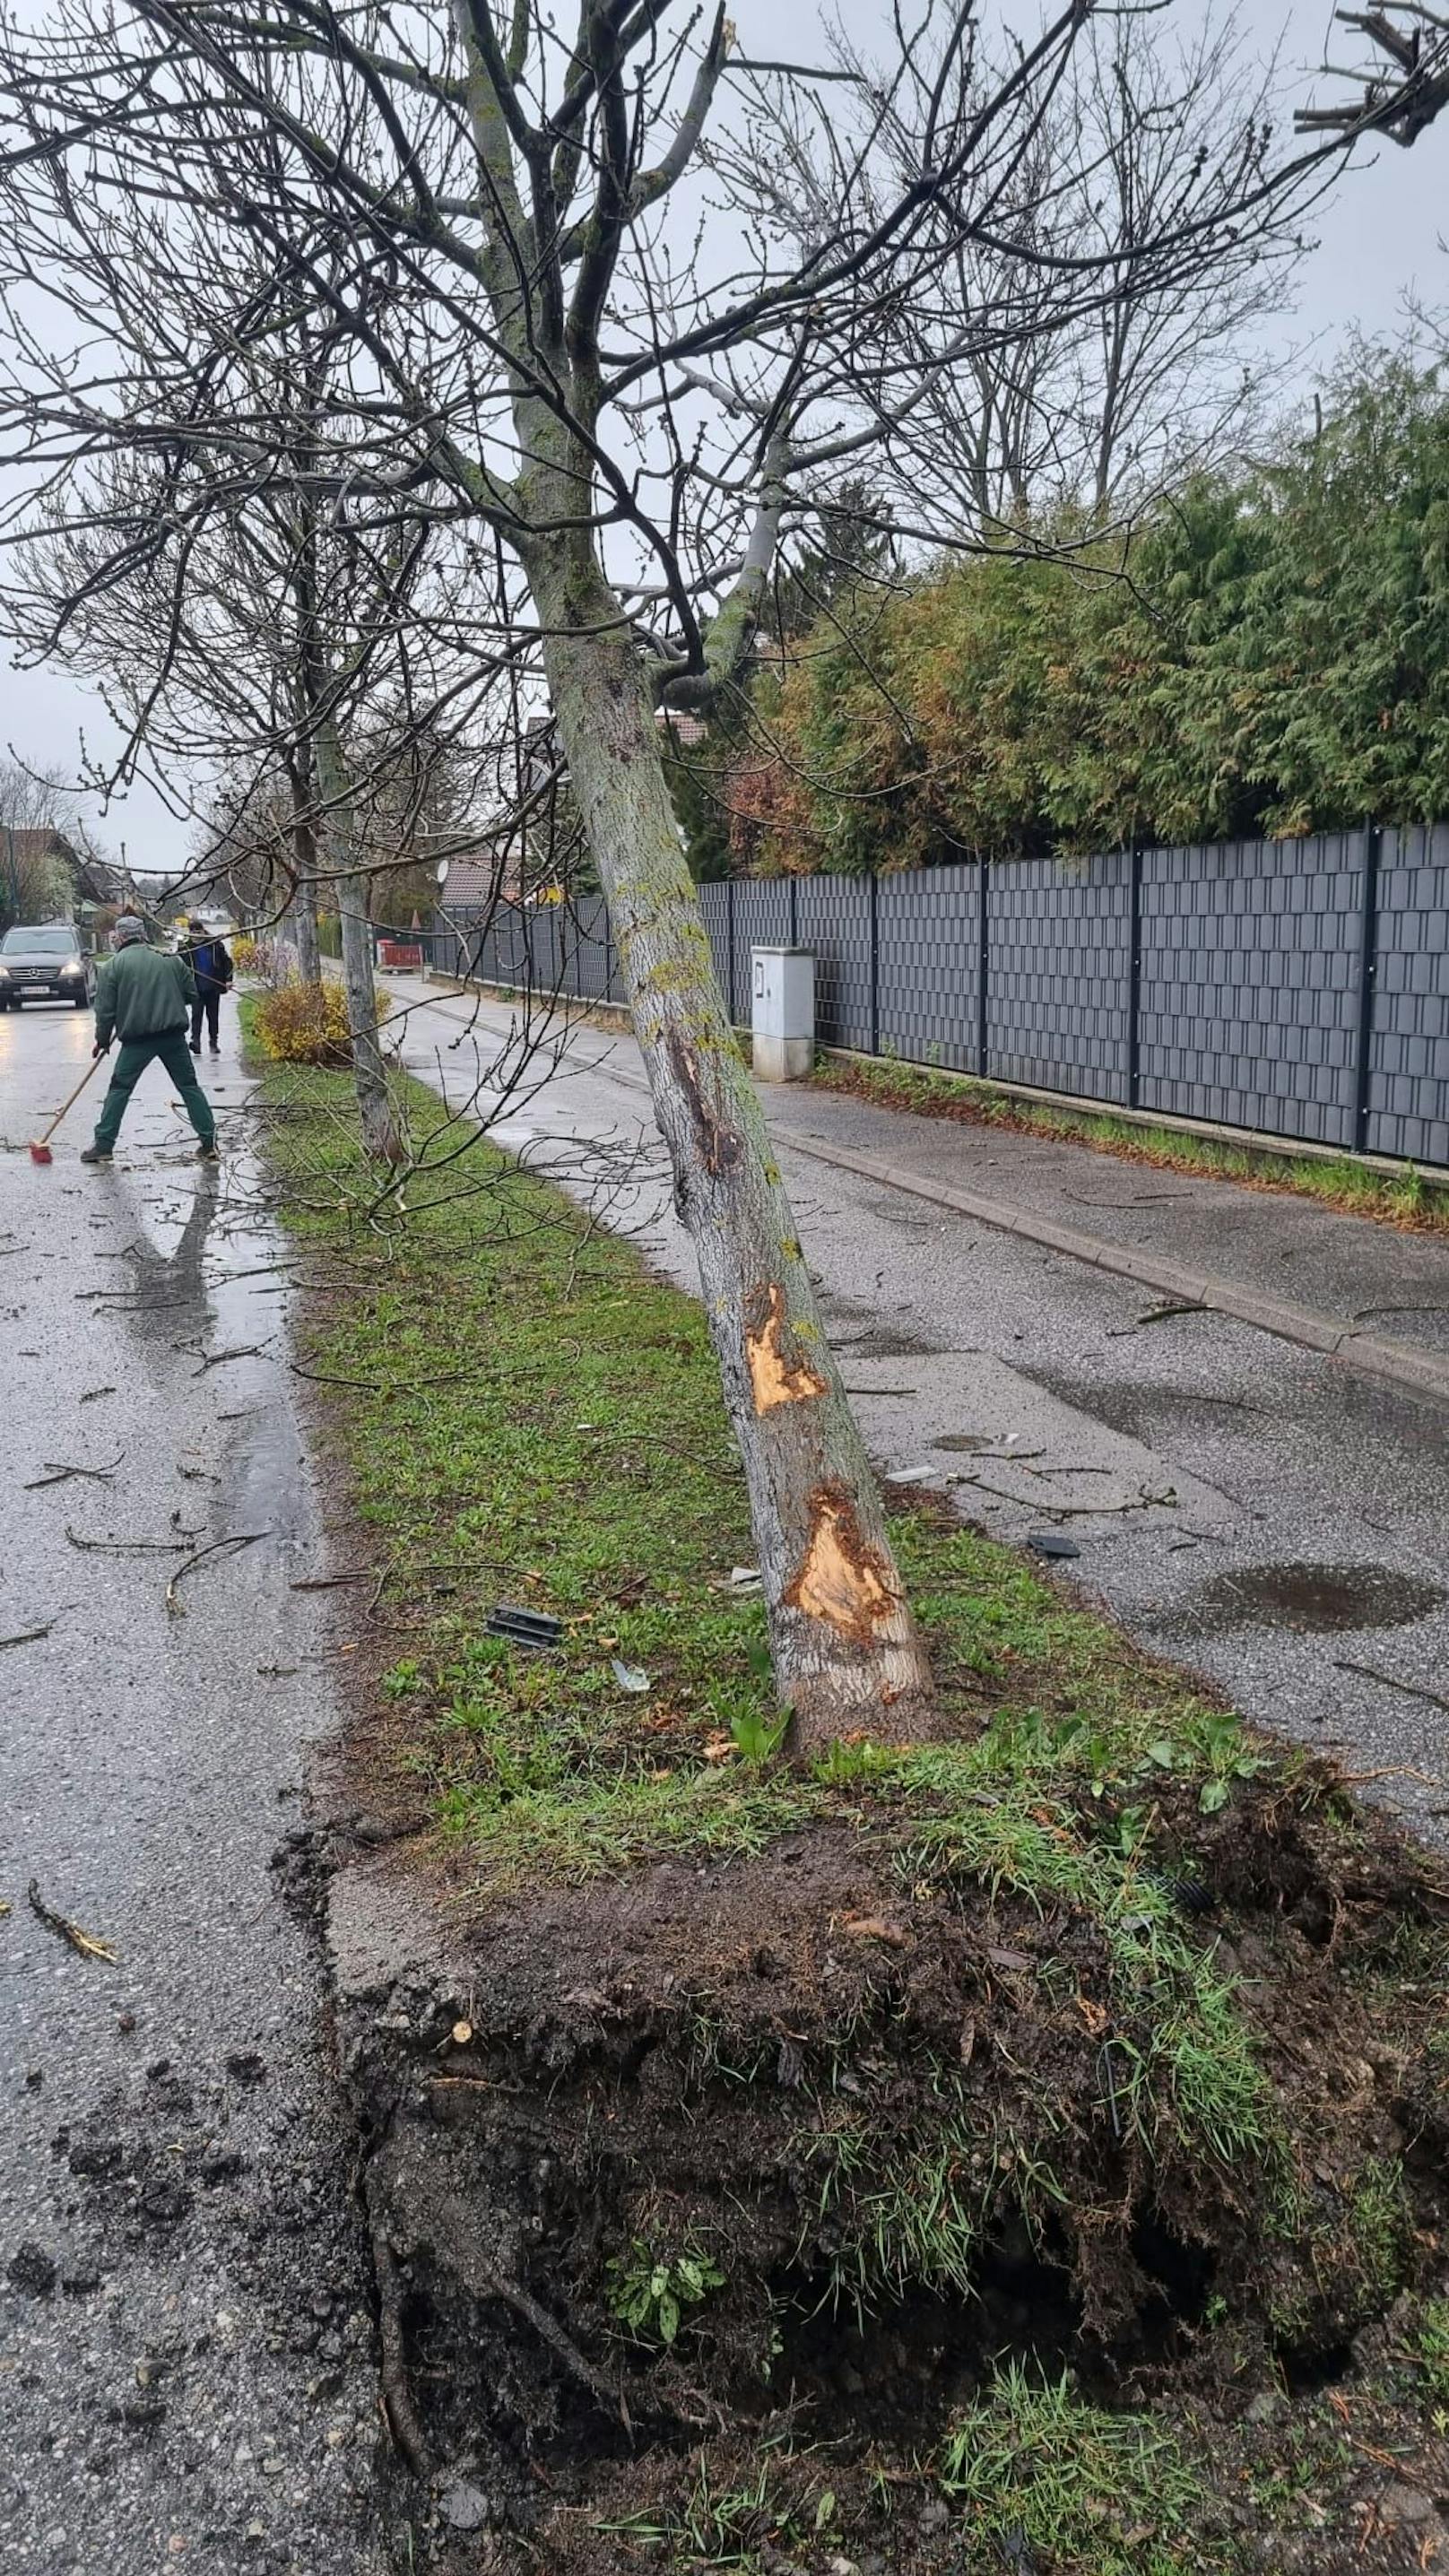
[1366, 823, 1449, 1166]
[795, 873, 874, 1050]
[565, 893, 613, 1002]
[730, 880, 793, 1019]
[1136, 835, 1365, 1146]
[985, 854, 1132, 1101]
[698, 881, 733, 1018]
[876, 863, 980, 1071]
[434, 830, 1449, 1169]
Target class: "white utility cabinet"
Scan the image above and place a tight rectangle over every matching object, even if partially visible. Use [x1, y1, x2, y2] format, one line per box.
[751, 944, 815, 1083]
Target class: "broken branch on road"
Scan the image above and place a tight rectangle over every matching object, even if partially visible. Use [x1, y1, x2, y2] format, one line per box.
[166, 1531, 269, 1617]
[65, 1523, 195, 1554]
[176, 1340, 273, 1375]
[1333, 1657, 1449, 1717]
[0, 1614, 67, 1648]
[22, 1451, 125, 1490]
[27, 1878, 118, 1963]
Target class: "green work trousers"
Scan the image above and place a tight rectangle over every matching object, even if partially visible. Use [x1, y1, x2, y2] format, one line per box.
[93, 1028, 216, 1153]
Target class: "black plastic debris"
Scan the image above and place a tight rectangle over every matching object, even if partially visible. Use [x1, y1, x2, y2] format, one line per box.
[487, 1602, 563, 1651]
[1026, 1532, 1080, 1561]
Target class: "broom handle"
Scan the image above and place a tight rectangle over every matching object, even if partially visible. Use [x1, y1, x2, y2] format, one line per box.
[37, 1047, 108, 1146]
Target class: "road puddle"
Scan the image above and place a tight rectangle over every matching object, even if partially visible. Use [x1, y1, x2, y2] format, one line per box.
[1184, 1560, 1445, 1634]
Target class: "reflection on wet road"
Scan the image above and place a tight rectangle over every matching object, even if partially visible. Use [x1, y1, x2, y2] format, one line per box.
[0, 1000, 387, 2572]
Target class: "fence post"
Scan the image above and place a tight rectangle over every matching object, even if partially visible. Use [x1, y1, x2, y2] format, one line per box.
[869, 871, 880, 1055]
[1353, 820, 1384, 1154]
[1127, 839, 1142, 1110]
[789, 875, 799, 947]
[976, 855, 989, 1077]
[727, 876, 737, 1026]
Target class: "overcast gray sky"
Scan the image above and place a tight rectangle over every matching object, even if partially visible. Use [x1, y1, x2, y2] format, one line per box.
[1, 0, 1445, 880]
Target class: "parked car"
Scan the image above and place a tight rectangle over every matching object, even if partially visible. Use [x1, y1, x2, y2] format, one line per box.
[0, 923, 95, 1009]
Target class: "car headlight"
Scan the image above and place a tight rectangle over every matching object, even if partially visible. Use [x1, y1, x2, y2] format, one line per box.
[59, 962, 82, 977]
[0, 965, 10, 980]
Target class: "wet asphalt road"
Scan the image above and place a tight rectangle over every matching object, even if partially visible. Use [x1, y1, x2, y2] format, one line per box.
[390, 978, 1449, 1844]
[0, 1004, 390, 2574]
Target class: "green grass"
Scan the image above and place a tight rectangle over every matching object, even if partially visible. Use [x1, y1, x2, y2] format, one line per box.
[1408, 2298, 1449, 2421]
[938, 2364, 1217, 2575]
[813, 1051, 1449, 1234]
[254, 1043, 1286, 2202]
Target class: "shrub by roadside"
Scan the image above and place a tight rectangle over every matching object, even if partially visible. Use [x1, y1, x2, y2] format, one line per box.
[255, 1046, 1449, 2576]
[253, 976, 391, 1066]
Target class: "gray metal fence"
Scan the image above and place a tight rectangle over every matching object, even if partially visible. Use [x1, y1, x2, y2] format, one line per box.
[430, 823, 1449, 1169]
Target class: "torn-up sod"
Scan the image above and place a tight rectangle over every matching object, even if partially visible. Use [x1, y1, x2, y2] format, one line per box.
[255, 1040, 1449, 2576]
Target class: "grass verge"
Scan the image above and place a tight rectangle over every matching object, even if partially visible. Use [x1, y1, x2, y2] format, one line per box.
[253, 1045, 1278, 2155]
[250, 1022, 1449, 2576]
[811, 1050, 1449, 1233]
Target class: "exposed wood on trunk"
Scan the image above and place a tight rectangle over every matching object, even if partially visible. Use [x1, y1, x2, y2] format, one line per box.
[530, 559, 936, 1754]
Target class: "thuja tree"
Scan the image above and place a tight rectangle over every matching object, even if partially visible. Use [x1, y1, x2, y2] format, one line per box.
[0, 0, 1355, 1747]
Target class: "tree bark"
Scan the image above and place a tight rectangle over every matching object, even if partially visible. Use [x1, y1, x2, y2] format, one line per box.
[532, 561, 936, 1755]
[287, 750, 322, 984]
[292, 877, 321, 985]
[317, 716, 402, 1164]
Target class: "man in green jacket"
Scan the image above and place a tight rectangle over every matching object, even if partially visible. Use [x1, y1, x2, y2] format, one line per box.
[82, 915, 219, 1165]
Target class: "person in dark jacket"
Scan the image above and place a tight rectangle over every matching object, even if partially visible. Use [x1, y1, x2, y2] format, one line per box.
[81, 915, 218, 1165]
[181, 915, 234, 1054]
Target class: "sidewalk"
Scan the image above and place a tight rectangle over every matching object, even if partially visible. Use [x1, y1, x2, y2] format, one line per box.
[396, 973, 1449, 1405]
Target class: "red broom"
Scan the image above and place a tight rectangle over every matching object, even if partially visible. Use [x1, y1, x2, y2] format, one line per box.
[29, 1052, 107, 1165]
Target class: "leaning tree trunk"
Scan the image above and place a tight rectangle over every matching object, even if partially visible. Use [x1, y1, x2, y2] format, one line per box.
[317, 717, 402, 1165]
[532, 561, 936, 1755]
[292, 880, 321, 986]
[287, 747, 322, 984]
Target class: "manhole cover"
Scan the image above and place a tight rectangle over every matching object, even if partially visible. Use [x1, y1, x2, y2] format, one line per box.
[1185, 1561, 1444, 1635]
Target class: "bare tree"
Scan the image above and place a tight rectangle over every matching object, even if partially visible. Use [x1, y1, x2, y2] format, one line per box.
[0, 0, 1349, 1748]
[748, 6, 1315, 535]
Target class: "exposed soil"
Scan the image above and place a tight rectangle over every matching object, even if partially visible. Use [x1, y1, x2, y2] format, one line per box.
[322, 1748, 1449, 2575]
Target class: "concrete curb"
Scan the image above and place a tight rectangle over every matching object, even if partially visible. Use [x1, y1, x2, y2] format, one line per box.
[411, 976, 1449, 1411]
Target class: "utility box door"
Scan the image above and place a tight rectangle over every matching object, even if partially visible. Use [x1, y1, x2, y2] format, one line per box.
[751, 944, 815, 1042]
[750, 944, 815, 1082]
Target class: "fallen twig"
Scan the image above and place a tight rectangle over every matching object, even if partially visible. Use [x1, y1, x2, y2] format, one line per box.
[0, 1611, 69, 1648]
[27, 1879, 118, 1963]
[289, 1360, 476, 1392]
[166, 1531, 269, 1617]
[289, 1570, 373, 1592]
[178, 1340, 271, 1375]
[78, 1385, 116, 1404]
[23, 1451, 125, 1491]
[1337, 1764, 1446, 1791]
[65, 1523, 193, 1556]
[1332, 1657, 1449, 1717]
